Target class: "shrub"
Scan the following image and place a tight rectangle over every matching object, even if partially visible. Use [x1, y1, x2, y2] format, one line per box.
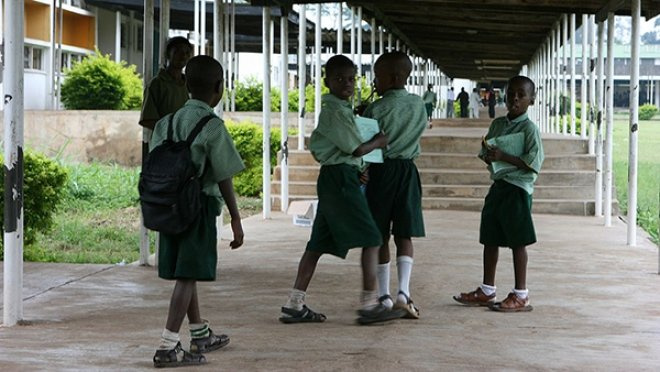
[60, 50, 143, 110]
[0, 151, 68, 256]
[234, 76, 282, 112]
[639, 104, 658, 120]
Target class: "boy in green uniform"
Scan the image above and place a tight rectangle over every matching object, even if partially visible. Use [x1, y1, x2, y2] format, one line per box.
[150, 56, 245, 367]
[422, 83, 437, 124]
[453, 75, 544, 312]
[362, 51, 427, 319]
[280, 55, 403, 325]
[139, 36, 193, 129]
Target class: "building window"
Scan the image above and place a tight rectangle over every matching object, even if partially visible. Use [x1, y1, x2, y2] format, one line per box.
[24, 46, 44, 70]
[137, 25, 144, 52]
[121, 23, 128, 48]
[61, 52, 84, 72]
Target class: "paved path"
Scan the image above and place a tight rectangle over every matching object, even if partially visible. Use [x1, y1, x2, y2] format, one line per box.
[1, 210, 658, 371]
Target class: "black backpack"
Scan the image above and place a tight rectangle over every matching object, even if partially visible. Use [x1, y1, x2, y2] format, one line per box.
[138, 113, 215, 235]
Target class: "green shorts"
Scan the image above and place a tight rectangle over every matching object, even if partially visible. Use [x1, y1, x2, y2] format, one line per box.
[425, 103, 434, 117]
[158, 194, 221, 281]
[306, 164, 383, 258]
[479, 180, 537, 248]
[366, 159, 426, 239]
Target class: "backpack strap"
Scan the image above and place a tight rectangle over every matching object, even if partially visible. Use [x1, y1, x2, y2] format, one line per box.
[186, 114, 217, 145]
[166, 114, 175, 141]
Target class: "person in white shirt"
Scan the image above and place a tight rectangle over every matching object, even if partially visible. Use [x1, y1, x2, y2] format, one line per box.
[446, 87, 455, 118]
[469, 88, 482, 119]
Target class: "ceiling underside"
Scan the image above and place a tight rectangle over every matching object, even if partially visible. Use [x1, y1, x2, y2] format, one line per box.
[252, 0, 660, 82]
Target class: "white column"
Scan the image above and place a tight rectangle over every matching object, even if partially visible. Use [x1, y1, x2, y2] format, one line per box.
[193, 0, 199, 55]
[628, 0, 641, 246]
[588, 15, 596, 154]
[280, 11, 289, 212]
[604, 12, 615, 226]
[554, 23, 561, 133]
[297, 4, 306, 150]
[314, 4, 322, 127]
[159, 0, 170, 67]
[569, 13, 576, 136]
[213, 0, 224, 117]
[350, 6, 355, 61]
[115, 11, 122, 63]
[139, 0, 154, 266]
[594, 19, 605, 217]
[200, 0, 206, 54]
[51, 1, 59, 109]
[262, 7, 272, 219]
[230, 0, 236, 111]
[337, 2, 342, 54]
[387, 32, 392, 52]
[581, 14, 588, 139]
[356, 6, 363, 105]
[224, 0, 230, 110]
[561, 14, 568, 134]
[3, 0, 25, 327]
[379, 26, 384, 55]
[370, 18, 376, 75]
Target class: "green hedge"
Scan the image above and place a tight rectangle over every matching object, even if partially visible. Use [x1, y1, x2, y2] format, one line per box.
[639, 104, 658, 120]
[226, 121, 295, 197]
[60, 50, 143, 110]
[0, 152, 68, 255]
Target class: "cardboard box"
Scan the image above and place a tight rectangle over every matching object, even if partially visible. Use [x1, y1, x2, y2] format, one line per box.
[287, 200, 318, 227]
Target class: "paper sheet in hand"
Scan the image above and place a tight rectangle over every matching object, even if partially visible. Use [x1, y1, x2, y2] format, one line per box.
[355, 116, 383, 163]
[486, 132, 524, 175]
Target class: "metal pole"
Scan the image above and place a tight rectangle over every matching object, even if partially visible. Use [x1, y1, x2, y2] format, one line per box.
[387, 32, 392, 52]
[139, 0, 154, 266]
[51, 1, 59, 108]
[562, 14, 568, 134]
[231, 0, 236, 111]
[594, 19, 605, 217]
[314, 4, 322, 127]
[224, 0, 230, 111]
[159, 0, 170, 67]
[588, 15, 596, 155]
[297, 4, 306, 150]
[280, 10, 289, 212]
[604, 12, 615, 226]
[569, 13, 576, 136]
[262, 6, 272, 219]
[213, 0, 224, 118]
[114, 10, 121, 63]
[337, 2, 342, 54]
[57, 0, 63, 109]
[201, 0, 206, 54]
[555, 23, 561, 133]
[356, 6, 363, 105]
[628, 0, 640, 246]
[379, 26, 383, 55]
[371, 17, 375, 76]
[3, 0, 25, 327]
[350, 6, 355, 61]
[193, 0, 199, 55]
[581, 14, 588, 139]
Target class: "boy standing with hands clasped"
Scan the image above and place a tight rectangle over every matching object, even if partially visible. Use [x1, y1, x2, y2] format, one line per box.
[453, 75, 544, 312]
[280, 55, 404, 325]
[362, 51, 427, 319]
[150, 56, 245, 367]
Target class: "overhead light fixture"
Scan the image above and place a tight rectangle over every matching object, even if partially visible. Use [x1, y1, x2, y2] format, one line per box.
[481, 59, 520, 65]
[481, 65, 514, 70]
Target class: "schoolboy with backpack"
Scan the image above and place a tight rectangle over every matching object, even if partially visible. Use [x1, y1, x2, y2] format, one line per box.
[144, 55, 245, 368]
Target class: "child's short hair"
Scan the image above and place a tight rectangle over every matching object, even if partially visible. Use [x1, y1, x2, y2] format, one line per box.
[375, 51, 412, 78]
[186, 55, 224, 95]
[324, 55, 356, 77]
[508, 75, 536, 100]
[165, 36, 192, 57]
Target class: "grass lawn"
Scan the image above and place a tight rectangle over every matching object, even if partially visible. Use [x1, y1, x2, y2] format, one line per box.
[612, 114, 659, 244]
[28, 163, 261, 264]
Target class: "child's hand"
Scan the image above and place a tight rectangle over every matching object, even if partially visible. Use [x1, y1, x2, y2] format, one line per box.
[229, 218, 244, 249]
[360, 167, 369, 185]
[486, 147, 505, 162]
[372, 131, 388, 149]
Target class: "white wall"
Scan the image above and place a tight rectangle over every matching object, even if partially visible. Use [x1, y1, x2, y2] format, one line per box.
[25, 71, 49, 110]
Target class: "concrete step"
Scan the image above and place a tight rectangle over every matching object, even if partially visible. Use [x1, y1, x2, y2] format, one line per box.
[429, 118, 491, 128]
[282, 151, 595, 171]
[419, 135, 588, 154]
[419, 169, 595, 186]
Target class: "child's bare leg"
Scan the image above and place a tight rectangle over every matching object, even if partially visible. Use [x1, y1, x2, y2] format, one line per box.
[378, 237, 391, 264]
[511, 246, 528, 290]
[186, 283, 202, 324]
[393, 236, 413, 258]
[362, 246, 379, 291]
[293, 250, 322, 291]
[166, 279, 196, 332]
[482, 245, 499, 286]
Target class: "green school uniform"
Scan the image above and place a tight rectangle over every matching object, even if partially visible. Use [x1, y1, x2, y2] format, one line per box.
[363, 89, 426, 238]
[150, 99, 245, 280]
[306, 94, 382, 258]
[478, 113, 544, 248]
[139, 69, 189, 125]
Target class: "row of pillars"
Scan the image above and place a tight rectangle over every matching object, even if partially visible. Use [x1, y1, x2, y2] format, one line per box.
[524, 4, 641, 246]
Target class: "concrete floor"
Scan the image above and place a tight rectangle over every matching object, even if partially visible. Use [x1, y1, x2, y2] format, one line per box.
[1, 210, 659, 371]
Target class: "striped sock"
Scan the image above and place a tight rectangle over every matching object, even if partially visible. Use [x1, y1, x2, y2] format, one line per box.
[189, 321, 210, 339]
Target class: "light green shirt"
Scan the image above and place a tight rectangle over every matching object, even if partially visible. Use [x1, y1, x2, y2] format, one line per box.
[309, 94, 364, 168]
[363, 89, 427, 159]
[139, 69, 189, 124]
[423, 90, 437, 105]
[478, 113, 544, 195]
[150, 99, 245, 204]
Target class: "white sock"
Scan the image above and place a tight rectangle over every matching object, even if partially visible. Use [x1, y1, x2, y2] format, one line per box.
[513, 288, 529, 299]
[480, 283, 496, 296]
[285, 289, 305, 311]
[159, 329, 180, 350]
[396, 256, 413, 300]
[377, 262, 393, 309]
[361, 290, 379, 310]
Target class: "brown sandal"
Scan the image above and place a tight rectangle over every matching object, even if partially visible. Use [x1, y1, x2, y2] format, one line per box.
[489, 292, 533, 312]
[453, 287, 496, 307]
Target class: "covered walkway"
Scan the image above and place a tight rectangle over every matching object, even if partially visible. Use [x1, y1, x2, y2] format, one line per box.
[1, 210, 657, 370]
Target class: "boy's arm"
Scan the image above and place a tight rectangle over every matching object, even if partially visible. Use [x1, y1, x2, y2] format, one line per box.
[352, 131, 388, 157]
[219, 178, 244, 249]
[485, 148, 534, 172]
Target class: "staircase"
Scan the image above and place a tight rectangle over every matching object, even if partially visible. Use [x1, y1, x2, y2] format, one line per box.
[272, 117, 615, 216]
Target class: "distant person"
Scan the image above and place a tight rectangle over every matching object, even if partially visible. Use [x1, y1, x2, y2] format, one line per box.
[150, 56, 245, 368]
[453, 75, 544, 312]
[469, 88, 482, 119]
[422, 84, 437, 125]
[446, 87, 455, 118]
[457, 87, 469, 118]
[488, 88, 497, 118]
[279, 55, 400, 326]
[362, 51, 427, 320]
